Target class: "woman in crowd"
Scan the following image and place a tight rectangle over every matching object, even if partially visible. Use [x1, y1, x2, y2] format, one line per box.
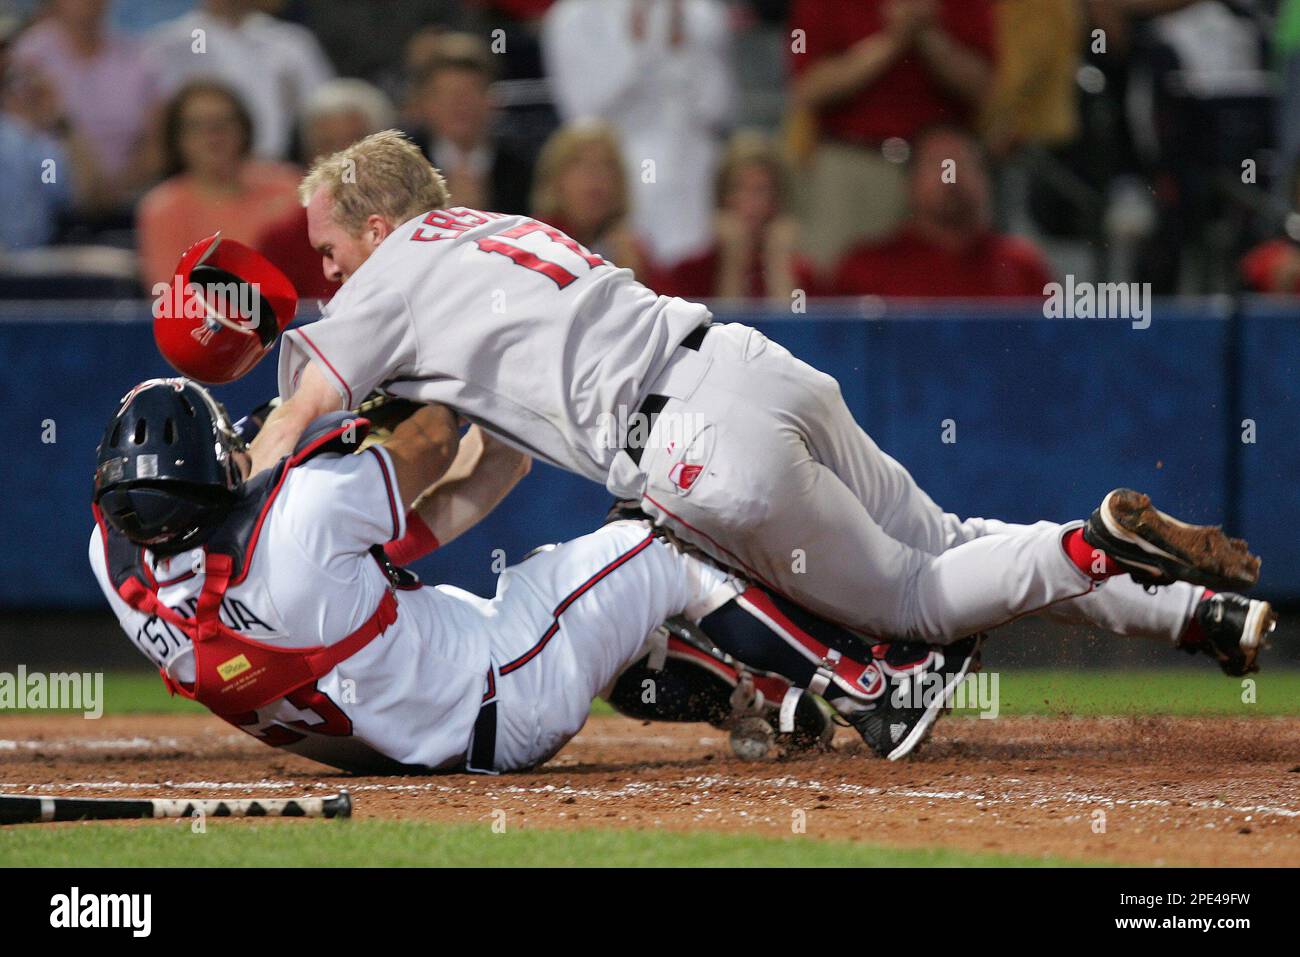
[530, 121, 649, 280]
[659, 132, 815, 303]
[135, 81, 301, 289]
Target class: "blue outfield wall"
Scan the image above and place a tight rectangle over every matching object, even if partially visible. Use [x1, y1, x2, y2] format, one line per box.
[2, 298, 1296, 609]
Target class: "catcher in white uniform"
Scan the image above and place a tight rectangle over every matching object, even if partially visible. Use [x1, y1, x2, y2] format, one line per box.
[92, 379, 1004, 771]
[157, 131, 1275, 680]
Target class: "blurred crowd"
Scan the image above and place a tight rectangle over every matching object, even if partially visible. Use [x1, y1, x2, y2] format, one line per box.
[1, 0, 1299, 303]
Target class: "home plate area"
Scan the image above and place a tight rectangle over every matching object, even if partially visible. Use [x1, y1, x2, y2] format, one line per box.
[3, 712, 1299, 866]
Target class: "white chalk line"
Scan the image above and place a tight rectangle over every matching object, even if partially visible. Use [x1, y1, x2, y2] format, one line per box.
[0, 733, 710, 752]
[2, 771, 1296, 820]
[0, 736, 250, 752]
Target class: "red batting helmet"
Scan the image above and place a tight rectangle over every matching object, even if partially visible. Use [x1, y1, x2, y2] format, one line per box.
[153, 233, 298, 384]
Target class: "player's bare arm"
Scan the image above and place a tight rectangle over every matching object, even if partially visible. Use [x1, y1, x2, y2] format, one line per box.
[404, 426, 531, 547]
[380, 402, 461, 509]
[248, 361, 347, 476]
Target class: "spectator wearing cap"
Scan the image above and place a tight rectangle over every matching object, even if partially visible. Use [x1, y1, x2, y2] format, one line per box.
[659, 132, 817, 303]
[788, 0, 995, 272]
[10, 0, 161, 206]
[407, 32, 534, 216]
[543, 0, 737, 271]
[256, 79, 398, 301]
[833, 125, 1053, 297]
[531, 122, 649, 279]
[144, 0, 334, 160]
[135, 80, 300, 288]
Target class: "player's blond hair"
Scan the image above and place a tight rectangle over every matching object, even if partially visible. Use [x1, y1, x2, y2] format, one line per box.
[299, 129, 450, 235]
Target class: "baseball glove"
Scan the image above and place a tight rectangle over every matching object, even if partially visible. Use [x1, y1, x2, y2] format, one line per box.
[356, 391, 427, 449]
[234, 391, 426, 449]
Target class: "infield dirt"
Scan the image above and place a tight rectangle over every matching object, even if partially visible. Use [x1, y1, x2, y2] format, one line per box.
[3, 712, 1299, 866]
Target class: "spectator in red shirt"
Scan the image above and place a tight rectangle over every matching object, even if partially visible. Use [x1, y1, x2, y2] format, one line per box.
[256, 79, 397, 303]
[789, 0, 996, 272]
[659, 132, 818, 303]
[833, 125, 1054, 298]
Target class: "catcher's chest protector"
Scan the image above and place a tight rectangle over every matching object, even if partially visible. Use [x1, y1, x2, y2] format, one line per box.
[93, 419, 399, 718]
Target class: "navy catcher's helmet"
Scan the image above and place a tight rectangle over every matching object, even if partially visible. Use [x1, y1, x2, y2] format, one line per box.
[93, 378, 244, 556]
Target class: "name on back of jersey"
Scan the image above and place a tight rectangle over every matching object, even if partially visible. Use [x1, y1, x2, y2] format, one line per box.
[410, 207, 508, 242]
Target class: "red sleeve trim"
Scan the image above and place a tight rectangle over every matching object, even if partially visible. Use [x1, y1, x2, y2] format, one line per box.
[386, 510, 440, 565]
[295, 328, 354, 408]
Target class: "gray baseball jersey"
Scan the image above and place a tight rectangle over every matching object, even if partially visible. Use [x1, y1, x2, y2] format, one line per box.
[278, 207, 708, 482]
[276, 209, 1201, 645]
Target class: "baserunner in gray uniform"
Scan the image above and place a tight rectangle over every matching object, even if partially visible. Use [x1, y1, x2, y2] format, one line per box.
[239, 131, 1272, 672]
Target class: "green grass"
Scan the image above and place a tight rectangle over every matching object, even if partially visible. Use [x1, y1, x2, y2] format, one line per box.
[0, 671, 209, 716]
[0, 819, 1091, 867]
[99, 672, 207, 714]
[945, 668, 1300, 717]
[7, 667, 1288, 720]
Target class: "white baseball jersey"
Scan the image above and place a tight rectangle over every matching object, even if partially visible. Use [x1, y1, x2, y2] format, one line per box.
[89, 448, 490, 772]
[277, 207, 709, 483]
[89, 448, 736, 773]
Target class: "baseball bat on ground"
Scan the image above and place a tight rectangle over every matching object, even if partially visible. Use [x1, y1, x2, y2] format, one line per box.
[0, 790, 352, 824]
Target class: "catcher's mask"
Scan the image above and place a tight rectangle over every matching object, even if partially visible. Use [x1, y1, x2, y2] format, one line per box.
[153, 232, 298, 385]
[94, 378, 245, 556]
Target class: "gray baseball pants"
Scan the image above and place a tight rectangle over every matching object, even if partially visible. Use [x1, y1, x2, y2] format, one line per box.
[606, 323, 1200, 643]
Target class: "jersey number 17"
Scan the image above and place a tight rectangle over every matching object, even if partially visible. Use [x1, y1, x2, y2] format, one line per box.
[475, 220, 605, 289]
